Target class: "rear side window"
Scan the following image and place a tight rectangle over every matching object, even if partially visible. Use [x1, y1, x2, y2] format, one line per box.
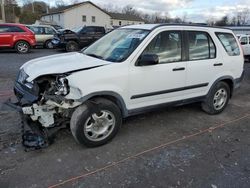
[188, 31, 216, 60]
[216, 33, 240, 56]
[8, 26, 25, 32]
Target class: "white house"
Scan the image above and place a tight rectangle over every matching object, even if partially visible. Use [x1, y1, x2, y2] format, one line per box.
[41, 1, 111, 29]
[109, 12, 144, 27]
[40, 1, 144, 29]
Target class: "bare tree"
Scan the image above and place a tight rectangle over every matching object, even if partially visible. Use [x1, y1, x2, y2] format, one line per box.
[236, 8, 250, 25]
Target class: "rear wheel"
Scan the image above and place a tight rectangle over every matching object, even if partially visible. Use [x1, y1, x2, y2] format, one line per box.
[65, 41, 79, 52]
[70, 98, 122, 147]
[15, 41, 30, 54]
[201, 82, 230, 114]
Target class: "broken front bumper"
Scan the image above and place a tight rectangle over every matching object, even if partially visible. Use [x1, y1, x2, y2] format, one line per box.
[14, 81, 38, 105]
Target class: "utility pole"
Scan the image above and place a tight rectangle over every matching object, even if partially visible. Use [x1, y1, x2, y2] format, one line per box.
[31, 0, 34, 13]
[1, 0, 6, 23]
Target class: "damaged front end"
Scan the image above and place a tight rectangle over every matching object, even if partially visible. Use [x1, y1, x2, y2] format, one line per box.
[9, 69, 82, 150]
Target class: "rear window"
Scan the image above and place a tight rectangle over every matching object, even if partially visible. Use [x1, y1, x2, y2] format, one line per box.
[216, 32, 240, 56]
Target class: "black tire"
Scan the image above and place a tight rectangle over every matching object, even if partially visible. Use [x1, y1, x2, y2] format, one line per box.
[65, 41, 79, 52]
[70, 98, 122, 147]
[44, 40, 54, 49]
[15, 41, 30, 54]
[201, 81, 230, 115]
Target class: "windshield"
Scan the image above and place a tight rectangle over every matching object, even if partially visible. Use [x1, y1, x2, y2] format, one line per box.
[83, 29, 150, 62]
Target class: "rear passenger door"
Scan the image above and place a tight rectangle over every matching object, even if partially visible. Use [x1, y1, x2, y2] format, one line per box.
[185, 30, 219, 98]
[0, 25, 12, 47]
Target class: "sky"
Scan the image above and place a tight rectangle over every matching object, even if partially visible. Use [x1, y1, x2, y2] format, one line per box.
[16, 0, 250, 23]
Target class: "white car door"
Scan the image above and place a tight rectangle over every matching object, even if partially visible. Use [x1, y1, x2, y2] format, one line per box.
[239, 36, 250, 55]
[184, 30, 220, 98]
[128, 30, 187, 110]
[186, 31, 241, 98]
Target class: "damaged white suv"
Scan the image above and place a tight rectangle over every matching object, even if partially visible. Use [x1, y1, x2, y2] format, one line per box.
[13, 24, 244, 147]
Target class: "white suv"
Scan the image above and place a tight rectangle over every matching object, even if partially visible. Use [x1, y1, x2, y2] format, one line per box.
[237, 34, 250, 60]
[13, 24, 244, 147]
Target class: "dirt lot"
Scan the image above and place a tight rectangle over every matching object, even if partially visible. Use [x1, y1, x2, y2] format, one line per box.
[0, 49, 250, 188]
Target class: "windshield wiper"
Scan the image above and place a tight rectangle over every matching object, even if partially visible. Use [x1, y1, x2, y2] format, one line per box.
[85, 53, 103, 60]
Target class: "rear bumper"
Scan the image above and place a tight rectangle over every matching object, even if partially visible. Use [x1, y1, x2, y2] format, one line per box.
[51, 39, 66, 49]
[234, 70, 245, 89]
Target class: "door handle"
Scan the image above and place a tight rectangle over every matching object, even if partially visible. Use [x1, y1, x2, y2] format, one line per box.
[213, 63, 223, 66]
[173, 67, 185, 71]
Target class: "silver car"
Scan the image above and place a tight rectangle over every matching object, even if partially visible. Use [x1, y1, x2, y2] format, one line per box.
[26, 25, 57, 49]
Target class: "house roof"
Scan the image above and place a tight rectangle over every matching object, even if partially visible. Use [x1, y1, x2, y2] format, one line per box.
[109, 12, 144, 22]
[41, 1, 144, 22]
[41, 1, 109, 16]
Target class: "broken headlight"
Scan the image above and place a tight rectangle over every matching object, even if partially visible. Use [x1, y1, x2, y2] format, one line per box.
[54, 77, 69, 96]
[17, 69, 29, 83]
[17, 69, 34, 89]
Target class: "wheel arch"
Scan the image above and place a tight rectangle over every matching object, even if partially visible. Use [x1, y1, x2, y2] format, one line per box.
[208, 76, 235, 98]
[78, 91, 128, 118]
[14, 39, 31, 47]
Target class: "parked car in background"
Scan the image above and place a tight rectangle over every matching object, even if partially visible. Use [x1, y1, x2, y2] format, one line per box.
[52, 26, 106, 52]
[12, 24, 244, 147]
[237, 34, 250, 60]
[26, 25, 57, 49]
[0, 23, 36, 53]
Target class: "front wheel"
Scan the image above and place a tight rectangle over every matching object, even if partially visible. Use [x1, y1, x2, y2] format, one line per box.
[70, 98, 122, 147]
[65, 41, 79, 52]
[201, 82, 230, 115]
[15, 41, 30, 54]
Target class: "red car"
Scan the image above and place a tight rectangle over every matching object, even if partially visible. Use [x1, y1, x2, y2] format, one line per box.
[0, 23, 36, 53]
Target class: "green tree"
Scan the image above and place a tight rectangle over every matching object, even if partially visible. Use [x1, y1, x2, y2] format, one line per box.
[19, 11, 40, 24]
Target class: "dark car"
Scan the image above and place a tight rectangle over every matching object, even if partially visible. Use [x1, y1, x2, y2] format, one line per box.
[51, 26, 106, 52]
[0, 23, 36, 53]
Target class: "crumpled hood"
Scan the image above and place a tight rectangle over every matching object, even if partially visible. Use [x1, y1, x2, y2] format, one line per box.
[21, 52, 111, 82]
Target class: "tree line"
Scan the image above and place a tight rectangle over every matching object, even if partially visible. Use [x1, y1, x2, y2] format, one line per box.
[1, 0, 250, 26]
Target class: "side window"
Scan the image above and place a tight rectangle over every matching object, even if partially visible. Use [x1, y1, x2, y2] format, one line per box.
[45, 27, 54, 35]
[0, 26, 10, 33]
[188, 31, 215, 60]
[85, 27, 95, 33]
[216, 33, 240, 56]
[240, 37, 248, 45]
[8, 26, 25, 32]
[143, 31, 182, 64]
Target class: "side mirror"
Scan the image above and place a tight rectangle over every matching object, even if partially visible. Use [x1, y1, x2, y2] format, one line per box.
[137, 54, 159, 66]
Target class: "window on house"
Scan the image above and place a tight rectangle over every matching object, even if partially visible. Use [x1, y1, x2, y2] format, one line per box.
[58, 15, 60, 21]
[119, 21, 122, 26]
[92, 16, 96, 23]
[110, 20, 113, 25]
[82, 15, 86, 22]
